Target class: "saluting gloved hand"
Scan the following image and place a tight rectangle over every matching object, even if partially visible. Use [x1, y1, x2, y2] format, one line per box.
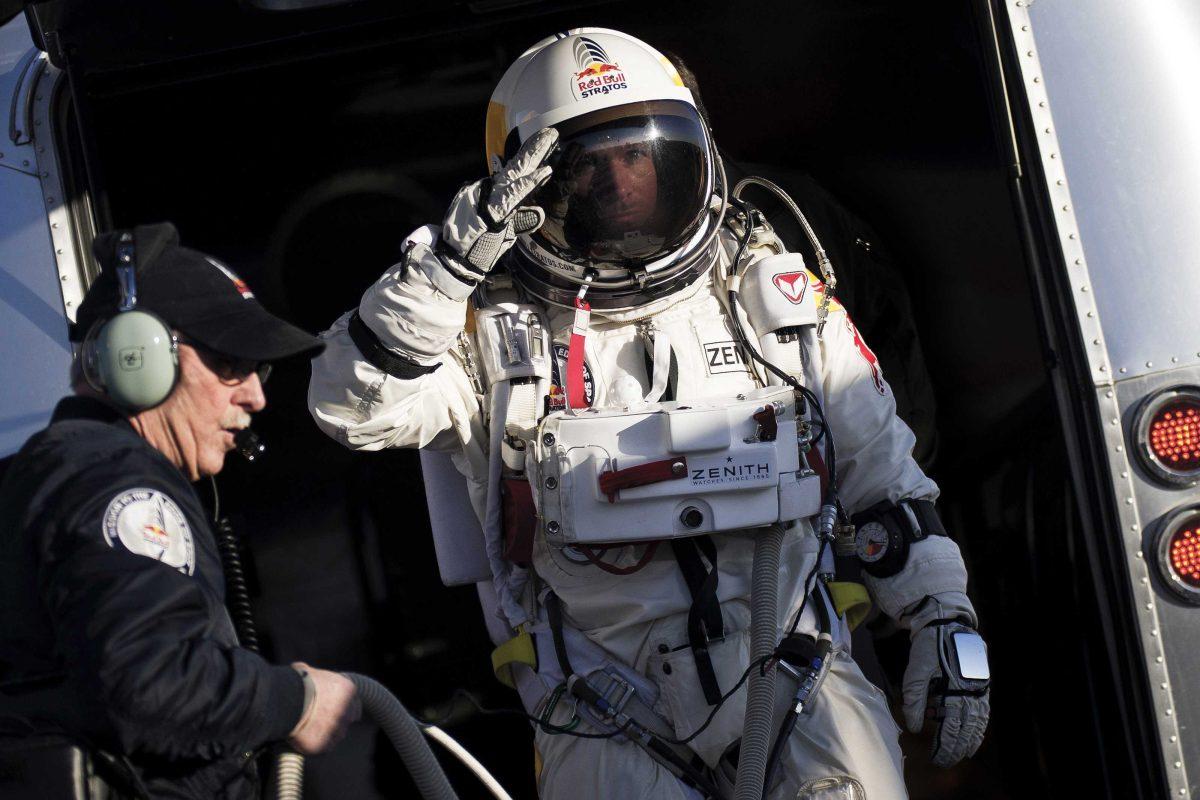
[437, 126, 558, 284]
[902, 609, 991, 767]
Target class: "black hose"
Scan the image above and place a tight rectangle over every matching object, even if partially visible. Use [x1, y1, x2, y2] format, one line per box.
[214, 517, 260, 653]
[345, 673, 459, 800]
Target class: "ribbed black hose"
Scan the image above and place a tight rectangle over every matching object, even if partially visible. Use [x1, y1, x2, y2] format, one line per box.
[215, 517, 260, 653]
[345, 673, 459, 800]
[213, 515, 304, 800]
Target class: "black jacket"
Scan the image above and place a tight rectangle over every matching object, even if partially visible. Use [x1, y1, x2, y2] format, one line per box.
[0, 397, 304, 799]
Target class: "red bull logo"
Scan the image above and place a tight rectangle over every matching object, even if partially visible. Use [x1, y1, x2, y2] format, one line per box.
[206, 257, 255, 299]
[772, 271, 809, 304]
[142, 523, 170, 545]
[571, 36, 628, 100]
[847, 317, 886, 395]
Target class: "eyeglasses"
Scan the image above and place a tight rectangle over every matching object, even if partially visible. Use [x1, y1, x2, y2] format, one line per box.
[179, 337, 272, 386]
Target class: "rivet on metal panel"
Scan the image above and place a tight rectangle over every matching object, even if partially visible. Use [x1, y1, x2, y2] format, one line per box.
[1026, 50, 1034, 57]
[1171, 735, 1178, 743]
[1107, 391, 1115, 398]
[1151, 629, 1158, 636]
[1120, 367, 1128, 374]
[1081, 285, 1089, 292]
[1135, 548, 1143, 556]
[1033, 76, 1041, 83]
[1044, 127, 1052, 134]
[55, 249, 62, 255]
[65, 300, 72, 307]
[1062, 205, 1070, 212]
[1147, 602, 1155, 609]
[1166, 708, 1173, 716]
[1163, 683, 1169, 690]
[51, 222, 58, 229]
[46, 197, 54, 203]
[1126, 497, 1135, 504]
[1111, 418, 1119, 426]
[1099, 365, 1107, 372]
[1116, 445, 1124, 452]
[1172, 357, 1179, 363]
[1179, 788, 1186, 796]
[1094, 339, 1101, 345]
[1039, 101, 1048, 108]
[1132, 523, 1139, 530]
[1087, 311, 1095, 318]
[1075, 259, 1083, 265]
[1068, 233, 1077, 239]
[1021, 25, 1029, 31]
[1049, 151, 1057, 158]
[1157, 656, 1165, 663]
[1147, 362, 1154, 368]
[60, 275, 66, 282]
[1175, 762, 1182, 769]
[1142, 575, 1149, 583]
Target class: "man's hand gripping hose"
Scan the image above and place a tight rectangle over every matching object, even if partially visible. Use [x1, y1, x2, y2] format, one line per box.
[278, 669, 527, 800]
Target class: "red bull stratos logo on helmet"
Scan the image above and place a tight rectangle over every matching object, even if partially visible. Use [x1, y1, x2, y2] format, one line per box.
[571, 37, 629, 100]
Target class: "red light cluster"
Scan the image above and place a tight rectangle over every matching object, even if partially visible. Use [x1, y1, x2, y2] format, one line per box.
[1149, 401, 1200, 470]
[1169, 525, 1200, 588]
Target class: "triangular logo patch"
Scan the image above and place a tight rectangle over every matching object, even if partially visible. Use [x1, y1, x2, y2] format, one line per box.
[772, 271, 809, 304]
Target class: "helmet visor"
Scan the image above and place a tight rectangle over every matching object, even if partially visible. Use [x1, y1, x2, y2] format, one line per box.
[528, 100, 711, 267]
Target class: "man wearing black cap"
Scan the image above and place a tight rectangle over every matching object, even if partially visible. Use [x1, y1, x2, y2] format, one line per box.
[0, 223, 359, 798]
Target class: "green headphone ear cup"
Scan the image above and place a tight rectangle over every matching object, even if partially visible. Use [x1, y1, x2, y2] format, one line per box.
[93, 310, 178, 411]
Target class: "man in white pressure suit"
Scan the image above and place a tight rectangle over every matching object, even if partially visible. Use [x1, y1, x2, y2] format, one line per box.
[309, 28, 990, 800]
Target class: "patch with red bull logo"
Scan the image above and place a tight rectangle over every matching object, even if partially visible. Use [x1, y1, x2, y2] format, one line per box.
[571, 37, 629, 101]
[772, 271, 809, 304]
[102, 489, 196, 575]
[846, 316, 886, 395]
[547, 342, 595, 411]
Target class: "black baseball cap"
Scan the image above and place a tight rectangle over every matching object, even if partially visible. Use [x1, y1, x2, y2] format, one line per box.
[73, 222, 324, 362]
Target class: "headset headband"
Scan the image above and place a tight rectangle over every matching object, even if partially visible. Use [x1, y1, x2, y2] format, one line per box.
[115, 231, 137, 313]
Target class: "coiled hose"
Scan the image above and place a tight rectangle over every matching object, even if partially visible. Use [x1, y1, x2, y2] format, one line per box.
[733, 524, 785, 800]
[344, 673, 459, 800]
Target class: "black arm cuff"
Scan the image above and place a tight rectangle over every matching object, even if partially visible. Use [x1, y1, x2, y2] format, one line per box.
[347, 312, 442, 381]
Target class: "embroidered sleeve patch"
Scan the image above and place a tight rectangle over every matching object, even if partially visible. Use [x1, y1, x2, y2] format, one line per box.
[102, 489, 196, 575]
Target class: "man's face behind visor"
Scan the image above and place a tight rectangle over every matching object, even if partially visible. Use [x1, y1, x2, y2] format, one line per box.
[529, 100, 711, 266]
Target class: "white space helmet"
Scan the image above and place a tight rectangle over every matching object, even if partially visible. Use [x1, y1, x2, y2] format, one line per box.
[486, 28, 724, 310]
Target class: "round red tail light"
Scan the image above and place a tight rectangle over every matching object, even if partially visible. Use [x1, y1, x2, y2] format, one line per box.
[1156, 508, 1200, 604]
[1135, 388, 1200, 487]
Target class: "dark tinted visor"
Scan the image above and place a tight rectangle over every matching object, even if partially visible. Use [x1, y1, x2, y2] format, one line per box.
[526, 100, 710, 267]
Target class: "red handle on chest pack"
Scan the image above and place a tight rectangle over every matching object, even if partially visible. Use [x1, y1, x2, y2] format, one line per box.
[598, 456, 689, 503]
[566, 297, 591, 410]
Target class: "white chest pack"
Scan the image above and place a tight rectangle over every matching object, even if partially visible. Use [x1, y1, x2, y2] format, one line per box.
[532, 386, 822, 544]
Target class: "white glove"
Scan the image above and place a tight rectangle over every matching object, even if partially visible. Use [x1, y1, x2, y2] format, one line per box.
[438, 126, 558, 282]
[903, 614, 991, 767]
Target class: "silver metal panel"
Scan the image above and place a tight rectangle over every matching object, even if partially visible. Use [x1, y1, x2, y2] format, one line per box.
[0, 17, 74, 457]
[1118, 368, 1200, 797]
[30, 62, 87, 321]
[0, 15, 40, 177]
[1028, 0, 1200, 381]
[0, 163, 72, 456]
[1006, 3, 1195, 792]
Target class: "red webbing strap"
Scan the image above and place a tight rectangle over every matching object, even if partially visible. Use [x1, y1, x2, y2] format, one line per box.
[577, 542, 661, 575]
[806, 445, 830, 499]
[566, 297, 591, 410]
[598, 457, 689, 503]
